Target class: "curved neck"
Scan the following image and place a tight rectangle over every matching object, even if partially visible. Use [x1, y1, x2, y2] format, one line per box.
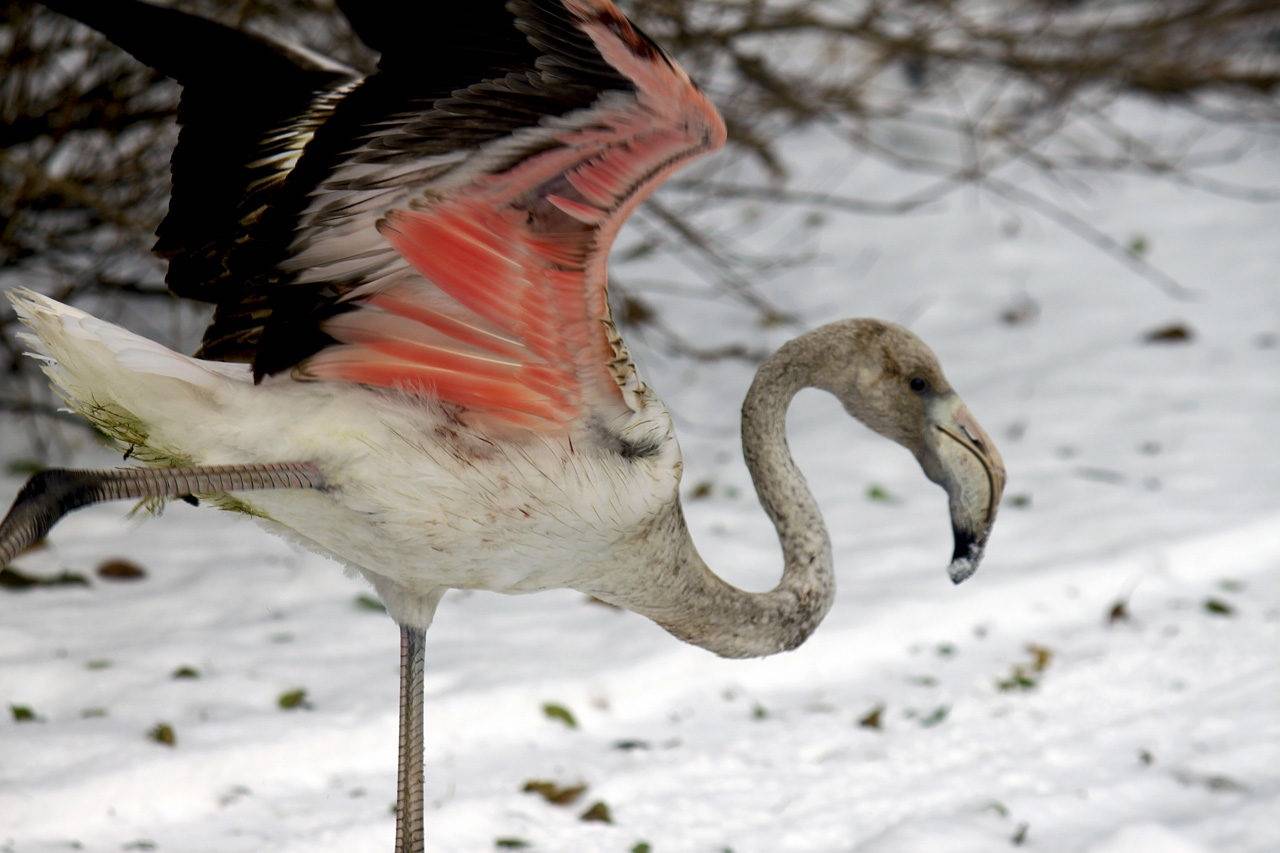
[619, 338, 835, 658]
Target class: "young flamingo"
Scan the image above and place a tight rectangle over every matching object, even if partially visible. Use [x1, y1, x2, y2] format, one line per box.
[2, 1, 1005, 849]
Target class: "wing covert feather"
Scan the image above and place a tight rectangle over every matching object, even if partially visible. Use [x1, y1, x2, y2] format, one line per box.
[296, 0, 726, 430]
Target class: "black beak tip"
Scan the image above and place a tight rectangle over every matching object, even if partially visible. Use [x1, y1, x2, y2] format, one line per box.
[948, 528, 984, 585]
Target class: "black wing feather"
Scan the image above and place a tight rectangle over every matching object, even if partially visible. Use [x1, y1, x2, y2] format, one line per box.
[39, 0, 353, 312]
[42, 0, 640, 380]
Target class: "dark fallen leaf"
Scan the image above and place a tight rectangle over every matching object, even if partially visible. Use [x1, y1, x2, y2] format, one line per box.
[122, 841, 157, 851]
[494, 839, 531, 850]
[11, 704, 38, 722]
[998, 298, 1040, 326]
[85, 659, 112, 670]
[1107, 599, 1131, 625]
[996, 667, 1038, 692]
[278, 688, 310, 710]
[522, 779, 587, 806]
[1011, 822, 1029, 846]
[1026, 645, 1053, 672]
[858, 704, 884, 730]
[909, 675, 938, 687]
[688, 480, 713, 500]
[935, 643, 957, 658]
[1143, 322, 1193, 344]
[865, 483, 894, 503]
[171, 666, 200, 680]
[541, 702, 577, 729]
[354, 594, 386, 612]
[218, 785, 253, 807]
[612, 739, 651, 751]
[631, 843, 653, 853]
[920, 706, 949, 727]
[0, 566, 90, 590]
[1200, 775, 1249, 793]
[997, 644, 1052, 690]
[579, 800, 613, 824]
[1075, 467, 1126, 485]
[1173, 769, 1248, 793]
[1138, 749, 1154, 766]
[1127, 234, 1149, 257]
[1203, 598, 1234, 616]
[149, 722, 176, 746]
[984, 800, 1009, 818]
[96, 558, 147, 581]
[751, 703, 769, 720]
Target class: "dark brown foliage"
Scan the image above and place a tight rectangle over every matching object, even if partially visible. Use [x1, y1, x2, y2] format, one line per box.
[521, 779, 588, 806]
[95, 557, 146, 580]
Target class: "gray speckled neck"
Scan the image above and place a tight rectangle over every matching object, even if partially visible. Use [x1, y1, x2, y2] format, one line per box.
[613, 333, 837, 658]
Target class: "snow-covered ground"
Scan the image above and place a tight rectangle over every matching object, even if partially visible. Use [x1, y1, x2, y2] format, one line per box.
[2, 108, 1279, 852]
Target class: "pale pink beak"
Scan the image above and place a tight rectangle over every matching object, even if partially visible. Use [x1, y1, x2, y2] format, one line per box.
[918, 397, 1006, 583]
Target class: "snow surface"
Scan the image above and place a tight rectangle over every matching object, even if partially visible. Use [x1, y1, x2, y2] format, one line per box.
[2, 107, 1279, 853]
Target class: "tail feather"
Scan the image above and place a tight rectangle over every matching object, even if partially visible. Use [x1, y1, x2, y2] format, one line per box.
[7, 288, 249, 462]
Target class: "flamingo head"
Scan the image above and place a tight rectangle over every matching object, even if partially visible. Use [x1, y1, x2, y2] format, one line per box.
[812, 319, 1007, 584]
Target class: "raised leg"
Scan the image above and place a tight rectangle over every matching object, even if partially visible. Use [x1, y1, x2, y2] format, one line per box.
[395, 624, 426, 853]
[0, 462, 323, 566]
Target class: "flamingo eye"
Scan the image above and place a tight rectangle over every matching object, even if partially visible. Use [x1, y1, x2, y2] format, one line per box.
[909, 376, 929, 393]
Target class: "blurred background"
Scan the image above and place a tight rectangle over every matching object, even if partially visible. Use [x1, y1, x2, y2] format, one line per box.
[2, 1, 1278, 851]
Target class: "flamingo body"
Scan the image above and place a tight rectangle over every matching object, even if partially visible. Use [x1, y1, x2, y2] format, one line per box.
[14, 290, 681, 625]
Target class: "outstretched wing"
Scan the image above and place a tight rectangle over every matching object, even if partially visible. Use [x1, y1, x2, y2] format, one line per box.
[284, 0, 725, 428]
[43, 0, 724, 430]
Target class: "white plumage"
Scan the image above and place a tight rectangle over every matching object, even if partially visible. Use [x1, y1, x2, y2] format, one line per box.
[10, 288, 681, 626]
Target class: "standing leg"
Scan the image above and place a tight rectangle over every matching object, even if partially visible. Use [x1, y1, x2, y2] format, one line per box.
[395, 624, 426, 853]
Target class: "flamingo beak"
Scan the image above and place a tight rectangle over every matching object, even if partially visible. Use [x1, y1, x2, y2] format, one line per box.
[918, 396, 1006, 584]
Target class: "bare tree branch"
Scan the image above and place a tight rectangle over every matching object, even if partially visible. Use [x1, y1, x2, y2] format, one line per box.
[3, 0, 1278, 455]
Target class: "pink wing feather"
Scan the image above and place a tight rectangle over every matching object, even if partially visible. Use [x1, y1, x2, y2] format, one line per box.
[298, 0, 726, 429]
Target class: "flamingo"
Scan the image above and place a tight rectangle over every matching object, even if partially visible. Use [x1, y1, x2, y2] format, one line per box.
[2, 0, 1006, 849]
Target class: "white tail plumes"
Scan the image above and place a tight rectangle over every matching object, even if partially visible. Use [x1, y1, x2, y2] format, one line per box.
[8, 289, 251, 463]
